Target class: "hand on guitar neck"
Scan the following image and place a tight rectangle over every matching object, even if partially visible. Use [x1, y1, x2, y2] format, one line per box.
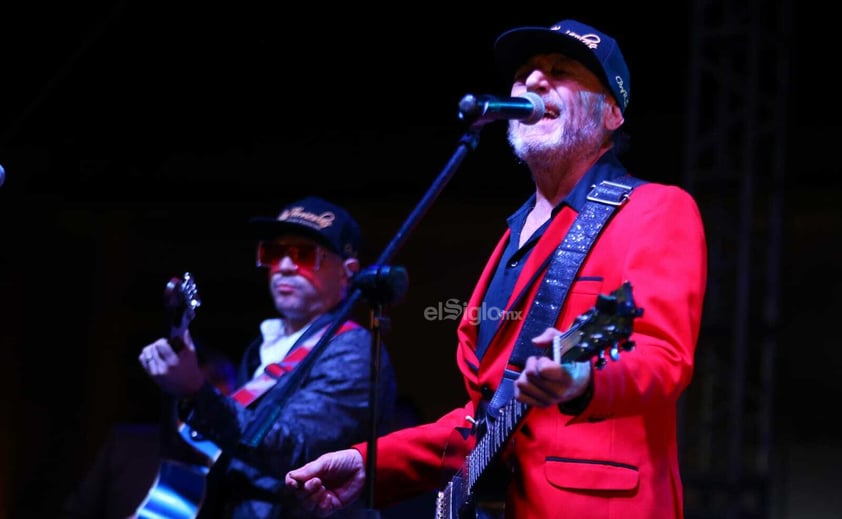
[140, 273, 207, 399]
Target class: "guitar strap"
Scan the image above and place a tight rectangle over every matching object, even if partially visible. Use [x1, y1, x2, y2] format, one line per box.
[484, 178, 646, 421]
[230, 319, 361, 407]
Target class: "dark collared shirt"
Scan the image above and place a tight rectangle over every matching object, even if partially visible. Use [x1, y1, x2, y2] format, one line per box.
[474, 149, 629, 361]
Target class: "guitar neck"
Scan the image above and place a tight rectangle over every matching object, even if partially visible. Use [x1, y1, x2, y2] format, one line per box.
[169, 324, 188, 353]
[467, 397, 529, 493]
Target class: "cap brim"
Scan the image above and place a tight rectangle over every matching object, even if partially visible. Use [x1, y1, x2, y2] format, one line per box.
[247, 217, 340, 255]
[494, 27, 609, 91]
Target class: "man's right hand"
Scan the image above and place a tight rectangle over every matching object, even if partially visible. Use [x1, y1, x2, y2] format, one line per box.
[285, 448, 366, 517]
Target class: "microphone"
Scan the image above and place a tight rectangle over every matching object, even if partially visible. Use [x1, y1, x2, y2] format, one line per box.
[458, 92, 545, 126]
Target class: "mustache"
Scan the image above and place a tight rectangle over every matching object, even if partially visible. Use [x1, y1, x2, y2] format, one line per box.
[271, 276, 305, 290]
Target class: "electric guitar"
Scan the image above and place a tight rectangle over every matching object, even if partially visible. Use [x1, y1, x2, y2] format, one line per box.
[135, 272, 221, 519]
[435, 281, 643, 519]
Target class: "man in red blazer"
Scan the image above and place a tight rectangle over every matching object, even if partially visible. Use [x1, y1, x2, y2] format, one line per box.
[285, 18, 707, 519]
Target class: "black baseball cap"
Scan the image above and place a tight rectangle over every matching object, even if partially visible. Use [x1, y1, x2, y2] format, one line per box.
[494, 19, 631, 113]
[249, 196, 361, 259]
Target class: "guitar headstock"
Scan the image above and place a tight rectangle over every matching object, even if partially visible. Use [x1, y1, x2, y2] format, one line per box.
[556, 281, 643, 368]
[163, 272, 201, 343]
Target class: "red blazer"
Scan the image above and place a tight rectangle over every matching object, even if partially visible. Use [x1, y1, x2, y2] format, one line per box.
[359, 180, 707, 519]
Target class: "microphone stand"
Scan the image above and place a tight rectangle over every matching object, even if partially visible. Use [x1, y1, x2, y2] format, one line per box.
[353, 265, 408, 518]
[240, 121, 489, 513]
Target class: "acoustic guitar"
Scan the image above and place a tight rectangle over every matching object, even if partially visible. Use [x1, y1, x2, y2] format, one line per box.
[135, 272, 222, 519]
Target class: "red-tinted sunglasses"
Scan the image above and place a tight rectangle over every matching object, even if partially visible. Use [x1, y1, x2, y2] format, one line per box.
[256, 241, 325, 271]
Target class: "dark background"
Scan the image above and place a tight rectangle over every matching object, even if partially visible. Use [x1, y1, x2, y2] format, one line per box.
[1, 2, 839, 517]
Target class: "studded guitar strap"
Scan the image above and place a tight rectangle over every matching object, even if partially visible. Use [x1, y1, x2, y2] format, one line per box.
[484, 178, 646, 420]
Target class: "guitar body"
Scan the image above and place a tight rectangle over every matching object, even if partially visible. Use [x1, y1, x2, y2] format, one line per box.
[135, 273, 221, 519]
[437, 427, 508, 519]
[435, 470, 469, 519]
[436, 472, 506, 519]
[435, 282, 642, 519]
[136, 459, 211, 519]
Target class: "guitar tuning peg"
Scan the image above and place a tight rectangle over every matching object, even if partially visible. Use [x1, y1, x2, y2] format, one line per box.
[609, 345, 620, 362]
[623, 340, 635, 352]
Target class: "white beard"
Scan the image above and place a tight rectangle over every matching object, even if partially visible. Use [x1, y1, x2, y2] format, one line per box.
[507, 91, 608, 174]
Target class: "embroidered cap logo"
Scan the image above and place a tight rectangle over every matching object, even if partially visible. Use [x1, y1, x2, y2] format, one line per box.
[278, 207, 336, 231]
